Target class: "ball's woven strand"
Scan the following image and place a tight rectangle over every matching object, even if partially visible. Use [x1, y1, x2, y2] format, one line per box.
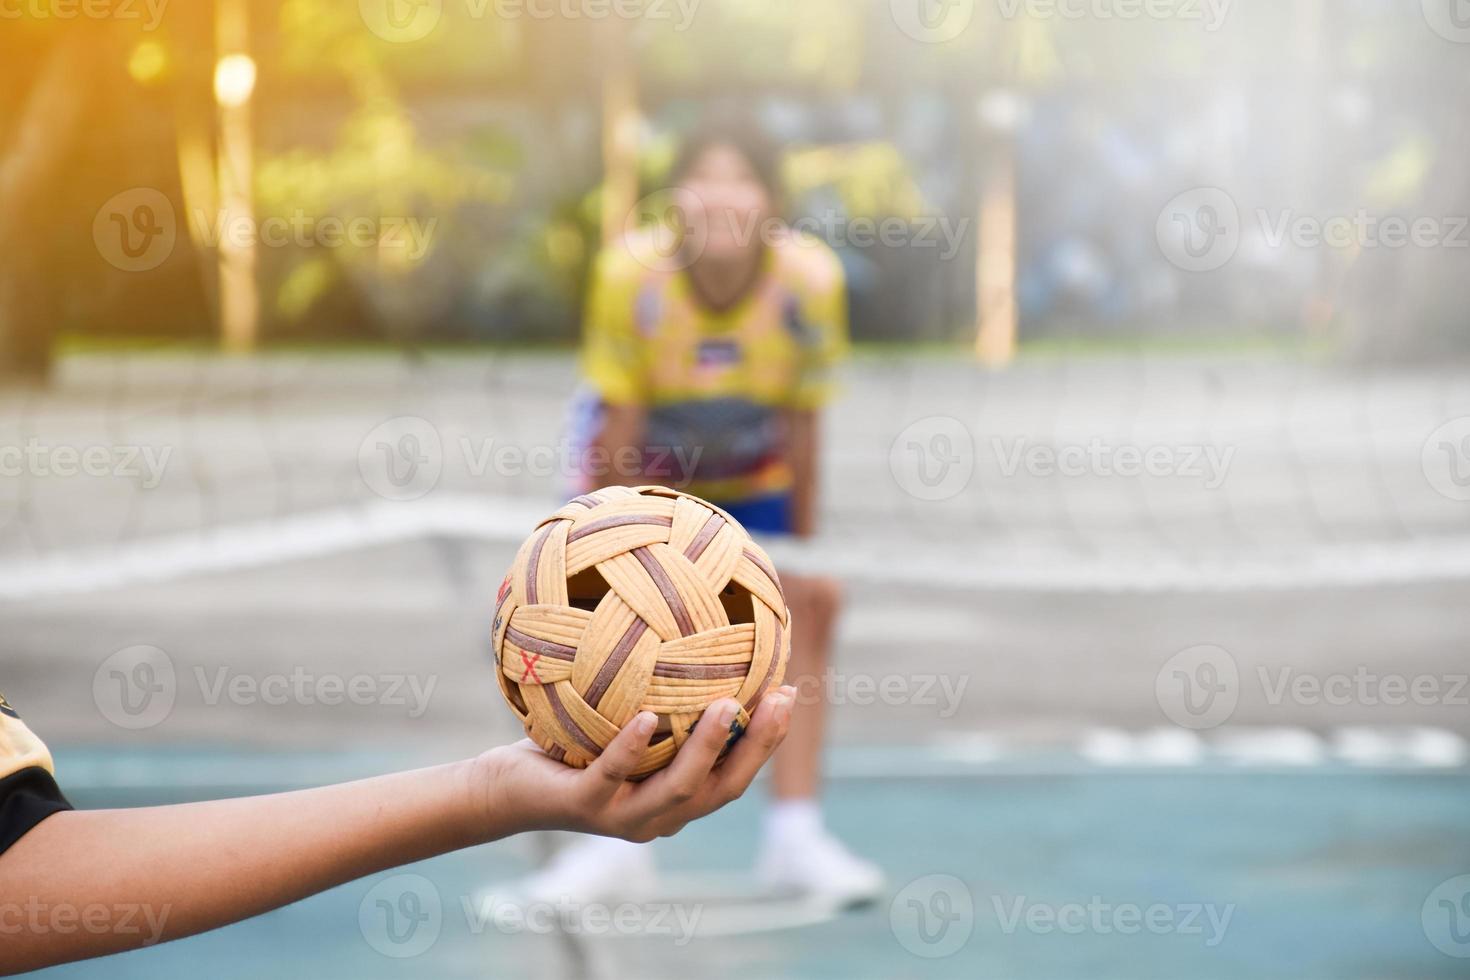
[493, 486, 791, 777]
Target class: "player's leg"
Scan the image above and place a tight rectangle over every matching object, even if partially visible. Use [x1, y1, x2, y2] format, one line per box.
[757, 572, 884, 906]
[771, 573, 841, 798]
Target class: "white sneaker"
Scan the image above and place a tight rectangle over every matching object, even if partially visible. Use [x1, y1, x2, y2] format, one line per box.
[757, 828, 885, 909]
[481, 836, 658, 912]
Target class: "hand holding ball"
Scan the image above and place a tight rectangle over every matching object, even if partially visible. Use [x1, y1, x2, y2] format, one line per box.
[492, 486, 791, 777]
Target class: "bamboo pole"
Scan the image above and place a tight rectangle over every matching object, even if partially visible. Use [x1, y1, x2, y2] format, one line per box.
[599, 18, 641, 245]
[215, 0, 258, 353]
[975, 135, 1017, 366]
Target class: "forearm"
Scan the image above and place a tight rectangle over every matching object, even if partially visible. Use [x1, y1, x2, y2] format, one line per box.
[0, 687, 793, 975]
[0, 758, 493, 974]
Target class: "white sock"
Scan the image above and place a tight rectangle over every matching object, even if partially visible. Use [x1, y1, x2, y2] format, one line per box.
[763, 798, 824, 847]
[564, 834, 654, 861]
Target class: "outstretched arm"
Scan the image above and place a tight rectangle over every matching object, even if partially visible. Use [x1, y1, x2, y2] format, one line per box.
[0, 689, 794, 975]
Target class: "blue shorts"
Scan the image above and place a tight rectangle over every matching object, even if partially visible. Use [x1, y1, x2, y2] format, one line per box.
[715, 494, 794, 537]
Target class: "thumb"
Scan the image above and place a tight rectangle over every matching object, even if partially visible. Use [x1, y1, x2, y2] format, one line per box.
[586, 711, 657, 794]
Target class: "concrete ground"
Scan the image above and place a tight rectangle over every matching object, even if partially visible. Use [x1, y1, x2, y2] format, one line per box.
[4, 349, 1469, 978]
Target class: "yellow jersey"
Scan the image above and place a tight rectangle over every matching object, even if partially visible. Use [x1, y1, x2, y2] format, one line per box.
[580, 232, 850, 503]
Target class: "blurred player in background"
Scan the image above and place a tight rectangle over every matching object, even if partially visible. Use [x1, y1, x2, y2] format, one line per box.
[519, 117, 882, 908]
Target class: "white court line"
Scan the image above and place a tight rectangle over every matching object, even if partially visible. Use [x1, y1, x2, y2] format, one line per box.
[4, 493, 1470, 600]
[51, 727, 1467, 793]
[1070, 727, 1468, 771]
[1079, 728, 1208, 768]
[1330, 726, 1470, 769]
[855, 726, 1469, 776]
[0, 495, 546, 600]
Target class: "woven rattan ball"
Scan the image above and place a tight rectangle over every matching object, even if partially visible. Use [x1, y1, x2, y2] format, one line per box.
[492, 486, 791, 777]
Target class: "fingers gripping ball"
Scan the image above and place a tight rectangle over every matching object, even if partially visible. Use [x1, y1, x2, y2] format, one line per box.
[492, 486, 791, 777]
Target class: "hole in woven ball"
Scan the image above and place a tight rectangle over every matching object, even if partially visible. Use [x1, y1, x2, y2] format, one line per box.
[566, 566, 612, 612]
[501, 677, 529, 716]
[719, 581, 757, 626]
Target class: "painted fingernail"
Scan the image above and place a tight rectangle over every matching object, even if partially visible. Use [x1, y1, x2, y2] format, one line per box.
[633, 712, 657, 737]
[724, 716, 747, 752]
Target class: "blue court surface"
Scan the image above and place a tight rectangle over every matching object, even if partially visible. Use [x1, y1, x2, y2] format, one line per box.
[31, 746, 1470, 980]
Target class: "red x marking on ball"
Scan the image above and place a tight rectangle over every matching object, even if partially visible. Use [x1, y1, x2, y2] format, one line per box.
[518, 651, 543, 684]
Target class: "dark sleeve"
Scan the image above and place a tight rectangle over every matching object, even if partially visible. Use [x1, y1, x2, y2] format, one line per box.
[0, 766, 73, 855]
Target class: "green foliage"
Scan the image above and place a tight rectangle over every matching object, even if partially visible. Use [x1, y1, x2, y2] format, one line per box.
[785, 142, 933, 220]
[255, 1, 525, 335]
[274, 0, 524, 80]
